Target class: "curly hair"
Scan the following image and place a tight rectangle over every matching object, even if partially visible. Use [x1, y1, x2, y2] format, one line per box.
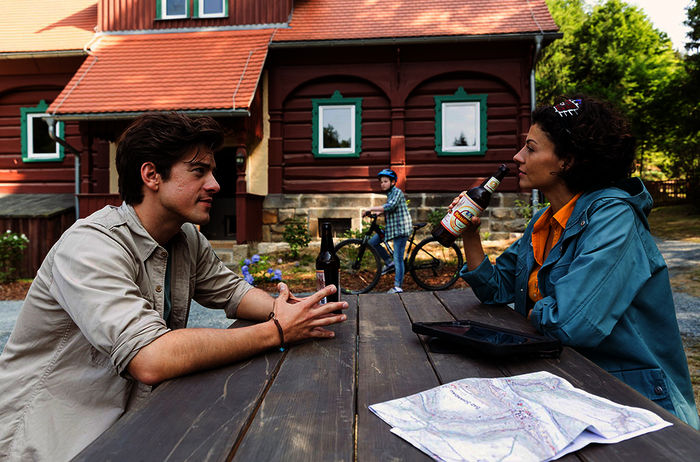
[531, 96, 636, 192]
[116, 112, 223, 204]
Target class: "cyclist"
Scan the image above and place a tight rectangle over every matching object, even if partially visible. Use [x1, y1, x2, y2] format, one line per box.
[363, 168, 412, 293]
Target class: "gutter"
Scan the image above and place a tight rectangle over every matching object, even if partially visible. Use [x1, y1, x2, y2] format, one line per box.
[50, 109, 251, 121]
[529, 34, 544, 209]
[46, 118, 81, 220]
[0, 50, 88, 60]
[270, 32, 561, 49]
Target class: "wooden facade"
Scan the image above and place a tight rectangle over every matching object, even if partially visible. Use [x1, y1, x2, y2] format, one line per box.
[0, 56, 85, 194]
[267, 41, 531, 195]
[98, 0, 293, 31]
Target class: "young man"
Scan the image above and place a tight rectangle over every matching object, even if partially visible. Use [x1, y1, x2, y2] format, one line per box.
[0, 113, 347, 461]
[363, 168, 413, 293]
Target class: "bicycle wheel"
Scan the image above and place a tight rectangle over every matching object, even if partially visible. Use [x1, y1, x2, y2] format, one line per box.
[335, 238, 382, 294]
[409, 237, 464, 290]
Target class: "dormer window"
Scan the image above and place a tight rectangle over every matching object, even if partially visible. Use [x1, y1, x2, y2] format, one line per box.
[157, 0, 189, 20]
[195, 0, 227, 18]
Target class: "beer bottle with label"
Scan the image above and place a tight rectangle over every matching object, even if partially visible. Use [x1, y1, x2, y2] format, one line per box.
[431, 164, 510, 247]
[316, 222, 341, 313]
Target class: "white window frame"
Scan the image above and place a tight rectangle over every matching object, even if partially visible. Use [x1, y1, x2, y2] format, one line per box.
[318, 104, 356, 155]
[196, 0, 227, 18]
[441, 101, 480, 153]
[161, 0, 189, 20]
[21, 101, 64, 163]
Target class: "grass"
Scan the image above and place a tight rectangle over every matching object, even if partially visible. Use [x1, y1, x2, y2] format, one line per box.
[648, 204, 700, 242]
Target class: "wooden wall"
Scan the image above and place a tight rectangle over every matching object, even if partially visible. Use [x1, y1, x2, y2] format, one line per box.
[99, 0, 292, 31]
[0, 211, 75, 279]
[0, 56, 85, 194]
[267, 41, 532, 195]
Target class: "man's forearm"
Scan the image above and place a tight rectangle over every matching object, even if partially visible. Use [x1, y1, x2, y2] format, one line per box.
[127, 321, 280, 385]
[235, 288, 276, 321]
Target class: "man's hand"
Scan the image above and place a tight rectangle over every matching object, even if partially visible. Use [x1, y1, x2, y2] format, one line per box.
[272, 283, 347, 343]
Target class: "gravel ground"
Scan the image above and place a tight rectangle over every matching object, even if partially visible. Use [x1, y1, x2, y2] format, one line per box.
[1, 239, 698, 352]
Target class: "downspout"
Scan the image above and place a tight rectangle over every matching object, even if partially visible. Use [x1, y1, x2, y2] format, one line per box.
[530, 34, 543, 209]
[46, 118, 81, 220]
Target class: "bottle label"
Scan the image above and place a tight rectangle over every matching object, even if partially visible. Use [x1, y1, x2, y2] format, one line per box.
[440, 195, 484, 236]
[484, 177, 500, 193]
[316, 270, 327, 304]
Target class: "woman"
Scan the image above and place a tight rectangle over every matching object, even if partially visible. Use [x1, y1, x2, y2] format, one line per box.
[458, 96, 699, 428]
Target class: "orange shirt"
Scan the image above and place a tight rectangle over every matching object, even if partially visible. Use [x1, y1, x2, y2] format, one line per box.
[528, 193, 582, 303]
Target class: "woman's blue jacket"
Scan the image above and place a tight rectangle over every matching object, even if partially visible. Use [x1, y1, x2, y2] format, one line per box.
[461, 178, 699, 428]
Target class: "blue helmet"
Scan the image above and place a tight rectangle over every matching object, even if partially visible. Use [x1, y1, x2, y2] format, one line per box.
[377, 168, 397, 181]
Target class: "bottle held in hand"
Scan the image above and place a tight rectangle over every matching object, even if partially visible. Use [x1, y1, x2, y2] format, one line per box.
[316, 222, 341, 313]
[431, 164, 510, 247]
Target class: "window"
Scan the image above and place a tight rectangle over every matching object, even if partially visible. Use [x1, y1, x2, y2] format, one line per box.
[312, 91, 362, 158]
[194, 0, 227, 18]
[20, 101, 64, 162]
[157, 0, 189, 20]
[434, 87, 487, 156]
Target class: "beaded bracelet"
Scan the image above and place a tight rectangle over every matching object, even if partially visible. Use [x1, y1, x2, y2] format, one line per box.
[268, 311, 287, 352]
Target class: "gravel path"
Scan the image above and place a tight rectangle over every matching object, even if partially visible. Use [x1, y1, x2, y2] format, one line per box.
[1, 239, 698, 351]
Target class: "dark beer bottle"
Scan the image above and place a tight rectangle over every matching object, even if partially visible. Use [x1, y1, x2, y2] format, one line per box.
[316, 222, 341, 313]
[431, 164, 510, 247]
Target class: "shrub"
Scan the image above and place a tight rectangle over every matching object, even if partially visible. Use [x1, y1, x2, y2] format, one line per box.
[282, 220, 312, 259]
[0, 230, 29, 283]
[239, 254, 283, 286]
[514, 199, 548, 225]
[427, 208, 446, 228]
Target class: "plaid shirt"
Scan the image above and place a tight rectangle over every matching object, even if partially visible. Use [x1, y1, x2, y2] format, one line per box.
[382, 185, 412, 241]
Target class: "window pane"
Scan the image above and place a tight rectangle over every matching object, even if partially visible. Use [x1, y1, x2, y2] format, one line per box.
[443, 102, 478, 150]
[203, 0, 224, 15]
[166, 0, 187, 16]
[31, 115, 56, 155]
[322, 107, 353, 149]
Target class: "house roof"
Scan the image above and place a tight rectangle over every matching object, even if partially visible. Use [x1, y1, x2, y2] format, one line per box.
[48, 29, 274, 117]
[274, 0, 558, 43]
[0, 0, 97, 54]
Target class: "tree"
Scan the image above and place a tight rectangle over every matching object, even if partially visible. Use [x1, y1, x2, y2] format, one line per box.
[538, 0, 684, 178]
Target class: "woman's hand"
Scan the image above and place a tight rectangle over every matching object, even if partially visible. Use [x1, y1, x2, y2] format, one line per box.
[272, 283, 347, 343]
[447, 191, 468, 212]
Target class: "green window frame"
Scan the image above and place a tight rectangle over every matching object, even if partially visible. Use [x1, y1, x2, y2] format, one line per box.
[20, 100, 64, 163]
[156, 0, 189, 20]
[193, 0, 228, 18]
[312, 91, 362, 158]
[434, 87, 488, 156]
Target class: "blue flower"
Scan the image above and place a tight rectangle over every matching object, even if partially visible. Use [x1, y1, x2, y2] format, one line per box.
[244, 274, 255, 285]
[267, 268, 274, 274]
[272, 269, 283, 281]
[241, 265, 249, 274]
[252, 254, 261, 263]
[244, 258, 252, 266]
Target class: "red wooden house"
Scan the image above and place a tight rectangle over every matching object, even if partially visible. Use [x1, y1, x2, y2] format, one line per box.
[1, 0, 558, 274]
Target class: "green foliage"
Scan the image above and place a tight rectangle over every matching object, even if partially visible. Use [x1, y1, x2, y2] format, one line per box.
[282, 220, 312, 259]
[514, 199, 549, 224]
[0, 230, 29, 283]
[427, 208, 446, 228]
[539, 1, 688, 180]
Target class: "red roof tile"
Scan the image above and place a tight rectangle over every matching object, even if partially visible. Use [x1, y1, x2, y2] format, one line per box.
[48, 29, 273, 116]
[0, 0, 97, 53]
[275, 0, 557, 42]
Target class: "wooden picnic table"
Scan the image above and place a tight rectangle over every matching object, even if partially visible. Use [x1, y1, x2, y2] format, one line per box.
[73, 289, 700, 461]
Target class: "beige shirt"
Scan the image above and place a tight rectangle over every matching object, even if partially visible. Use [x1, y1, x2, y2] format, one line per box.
[0, 203, 253, 461]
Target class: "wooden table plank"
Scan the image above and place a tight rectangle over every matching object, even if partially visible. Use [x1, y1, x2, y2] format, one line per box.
[356, 292, 442, 461]
[231, 295, 358, 461]
[400, 291, 505, 383]
[436, 289, 700, 461]
[73, 345, 285, 462]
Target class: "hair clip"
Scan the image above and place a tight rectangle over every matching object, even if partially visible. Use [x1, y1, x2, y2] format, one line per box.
[553, 99, 582, 117]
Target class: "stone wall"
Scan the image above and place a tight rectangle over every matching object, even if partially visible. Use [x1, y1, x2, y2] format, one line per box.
[261, 192, 532, 243]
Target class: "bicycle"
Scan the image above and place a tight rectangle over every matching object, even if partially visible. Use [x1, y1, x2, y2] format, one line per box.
[334, 213, 464, 294]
